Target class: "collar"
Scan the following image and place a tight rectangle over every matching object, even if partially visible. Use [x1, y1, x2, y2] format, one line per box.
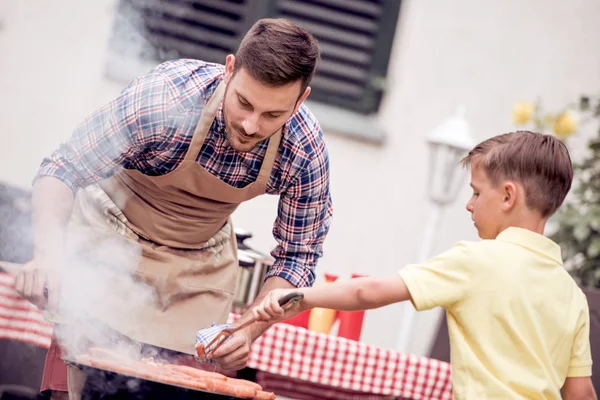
[496, 227, 563, 264]
[216, 101, 226, 136]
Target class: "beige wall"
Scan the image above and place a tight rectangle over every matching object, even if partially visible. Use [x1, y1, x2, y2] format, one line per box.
[1, 0, 599, 355]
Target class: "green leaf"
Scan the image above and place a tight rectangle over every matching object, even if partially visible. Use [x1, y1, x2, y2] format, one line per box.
[587, 236, 600, 258]
[573, 223, 590, 242]
[589, 139, 600, 151]
[590, 209, 600, 231]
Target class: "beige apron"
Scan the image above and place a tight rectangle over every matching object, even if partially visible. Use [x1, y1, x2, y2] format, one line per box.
[60, 82, 282, 355]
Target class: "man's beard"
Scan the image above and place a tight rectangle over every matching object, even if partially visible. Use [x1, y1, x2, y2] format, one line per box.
[223, 110, 278, 153]
[224, 119, 261, 153]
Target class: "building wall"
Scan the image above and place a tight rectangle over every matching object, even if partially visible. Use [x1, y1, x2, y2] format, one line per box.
[1, 0, 599, 355]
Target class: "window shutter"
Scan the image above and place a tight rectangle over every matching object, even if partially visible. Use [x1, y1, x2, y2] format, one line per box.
[112, 0, 270, 64]
[271, 0, 401, 114]
[109, 0, 401, 114]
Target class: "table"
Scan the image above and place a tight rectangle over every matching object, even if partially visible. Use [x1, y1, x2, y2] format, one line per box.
[0, 273, 453, 399]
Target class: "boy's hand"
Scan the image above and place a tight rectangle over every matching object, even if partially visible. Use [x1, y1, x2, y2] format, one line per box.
[251, 288, 303, 323]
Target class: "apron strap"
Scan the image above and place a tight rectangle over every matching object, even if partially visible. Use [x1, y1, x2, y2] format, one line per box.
[256, 129, 282, 185]
[184, 81, 226, 162]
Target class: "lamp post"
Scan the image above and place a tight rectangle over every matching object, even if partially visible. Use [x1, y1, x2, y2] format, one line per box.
[395, 106, 474, 353]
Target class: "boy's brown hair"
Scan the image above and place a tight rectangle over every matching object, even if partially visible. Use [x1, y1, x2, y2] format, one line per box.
[235, 18, 320, 94]
[461, 131, 573, 217]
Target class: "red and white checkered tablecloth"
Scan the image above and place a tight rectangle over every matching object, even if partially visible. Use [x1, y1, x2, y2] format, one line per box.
[0, 272, 53, 348]
[0, 272, 453, 399]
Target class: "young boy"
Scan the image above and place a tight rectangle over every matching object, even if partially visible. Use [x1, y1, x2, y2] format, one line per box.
[252, 131, 596, 399]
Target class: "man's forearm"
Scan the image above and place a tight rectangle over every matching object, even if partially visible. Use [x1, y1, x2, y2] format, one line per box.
[243, 276, 295, 340]
[32, 177, 75, 264]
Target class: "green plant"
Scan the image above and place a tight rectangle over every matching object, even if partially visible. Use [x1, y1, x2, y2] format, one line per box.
[546, 95, 600, 288]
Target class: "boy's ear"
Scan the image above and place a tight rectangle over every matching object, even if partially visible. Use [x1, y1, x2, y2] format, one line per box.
[502, 181, 518, 211]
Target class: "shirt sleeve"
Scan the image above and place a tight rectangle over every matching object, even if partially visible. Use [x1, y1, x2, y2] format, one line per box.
[34, 69, 172, 193]
[567, 293, 593, 377]
[265, 141, 333, 288]
[399, 242, 477, 311]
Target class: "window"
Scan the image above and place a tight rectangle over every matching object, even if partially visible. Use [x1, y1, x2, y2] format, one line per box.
[107, 0, 401, 115]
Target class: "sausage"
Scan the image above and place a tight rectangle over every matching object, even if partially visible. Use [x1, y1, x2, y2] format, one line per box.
[87, 355, 166, 383]
[133, 364, 169, 381]
[88, 347, 126, 361]
[163, 364, 227, 381]
[226, 377, 262, 391]
[74, 354, 94, 366]
[82, 350, 266, 397]
[159, 374, 208, 390]
[253, 390, 277, 400]
[204, 378, 257, 398]
[89, 358, 139, 377]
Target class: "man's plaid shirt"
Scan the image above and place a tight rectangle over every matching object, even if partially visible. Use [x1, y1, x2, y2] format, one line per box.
[36, 59, 333, 288]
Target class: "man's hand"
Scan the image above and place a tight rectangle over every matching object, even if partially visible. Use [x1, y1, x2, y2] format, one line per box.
[208, 277, 299, 370]
[210, 328, 252, 371]
[14, 259, 60, 312]
[17, 177, 74, 314]
[251, 288, 303, 324]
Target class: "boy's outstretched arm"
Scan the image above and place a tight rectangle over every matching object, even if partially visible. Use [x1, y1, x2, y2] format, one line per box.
[252, 275, 411, 323]
[562, 377, 597, 400]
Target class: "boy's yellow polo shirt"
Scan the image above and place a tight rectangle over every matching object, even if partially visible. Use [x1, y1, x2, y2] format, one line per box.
[399, 227, 592, 399]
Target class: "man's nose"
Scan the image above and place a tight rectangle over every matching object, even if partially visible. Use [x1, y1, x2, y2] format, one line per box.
[242, 113, 259, 135]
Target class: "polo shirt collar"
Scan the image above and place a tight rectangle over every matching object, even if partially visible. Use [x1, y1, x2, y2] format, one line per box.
[496, 227, 563, 264]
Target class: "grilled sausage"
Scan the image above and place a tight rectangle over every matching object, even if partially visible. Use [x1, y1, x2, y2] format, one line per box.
[164, 364, 227, 381]
[254, 390, 277, 400]
[204, 378, 257, 398]
[88, 358, 139, 377]
[226, 377, 262, 391]
[88, 347, 126, 360]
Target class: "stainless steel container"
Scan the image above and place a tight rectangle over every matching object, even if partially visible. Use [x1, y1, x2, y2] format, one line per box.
[233, 229, 274, 307]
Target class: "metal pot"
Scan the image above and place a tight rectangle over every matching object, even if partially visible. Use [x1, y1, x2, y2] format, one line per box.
[233, 229, 274, 307]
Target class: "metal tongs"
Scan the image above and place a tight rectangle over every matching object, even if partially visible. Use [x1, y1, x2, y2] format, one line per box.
[200, 291, 304, 361]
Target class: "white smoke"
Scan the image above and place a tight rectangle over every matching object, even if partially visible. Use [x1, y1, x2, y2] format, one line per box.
[52, 190, 157, 362]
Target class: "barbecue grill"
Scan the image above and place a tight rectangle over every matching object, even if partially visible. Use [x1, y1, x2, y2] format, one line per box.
[66, 360, 246, 400]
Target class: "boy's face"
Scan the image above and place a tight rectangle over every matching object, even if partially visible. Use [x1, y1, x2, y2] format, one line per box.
[465, 162, 507, 239]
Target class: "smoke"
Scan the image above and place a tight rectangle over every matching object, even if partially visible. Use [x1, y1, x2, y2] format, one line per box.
[104, 0, 168, 84]
[52, 188, 157, 362]
[1, 0, 217, 368]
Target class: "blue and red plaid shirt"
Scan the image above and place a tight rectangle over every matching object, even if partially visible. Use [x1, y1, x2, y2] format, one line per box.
[36, 59, 333, 288]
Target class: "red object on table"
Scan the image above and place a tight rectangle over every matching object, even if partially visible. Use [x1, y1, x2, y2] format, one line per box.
[284, 272, 339, 329]
[0, 272, 453, 399]
[337, 273, 367, 341]
[282, 309, 311, 328]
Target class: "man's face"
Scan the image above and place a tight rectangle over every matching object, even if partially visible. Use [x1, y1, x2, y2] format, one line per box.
[465, 162, 507, 239]
[222, 55, 310, 152]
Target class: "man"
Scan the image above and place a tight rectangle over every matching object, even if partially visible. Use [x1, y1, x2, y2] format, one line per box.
[15, 18, 332, 399]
